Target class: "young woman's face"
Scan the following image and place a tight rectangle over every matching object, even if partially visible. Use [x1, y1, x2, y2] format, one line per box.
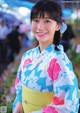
[32, 13, 60, 45]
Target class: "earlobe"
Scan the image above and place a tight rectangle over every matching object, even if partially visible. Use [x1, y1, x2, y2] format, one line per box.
[56, 24, 61, 31]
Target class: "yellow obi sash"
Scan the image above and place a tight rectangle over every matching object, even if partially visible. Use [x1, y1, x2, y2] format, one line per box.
[78, 89, 80, 98]
[22, 84, 54, 113]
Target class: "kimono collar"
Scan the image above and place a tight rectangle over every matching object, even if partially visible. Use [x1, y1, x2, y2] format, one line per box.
[37, 44, 64, 55]
[38, 44, 54, 55]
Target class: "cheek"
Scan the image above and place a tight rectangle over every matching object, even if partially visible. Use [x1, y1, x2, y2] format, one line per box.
[32, 22, 36, 29]
[32, 25, 36, 34]
[48, 26, 56, 34]
[49, 27, 56, 39]
[51, 25, 57, 34]
[47, 24, 55, 31]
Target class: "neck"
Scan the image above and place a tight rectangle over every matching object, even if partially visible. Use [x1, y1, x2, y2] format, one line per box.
[39, 42, 53, 52]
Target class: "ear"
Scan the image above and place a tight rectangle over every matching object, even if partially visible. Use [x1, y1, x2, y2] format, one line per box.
[56, 24, 61, 31]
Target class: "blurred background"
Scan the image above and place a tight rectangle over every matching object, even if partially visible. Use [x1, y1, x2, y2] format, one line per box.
[0, 0, 80, 112]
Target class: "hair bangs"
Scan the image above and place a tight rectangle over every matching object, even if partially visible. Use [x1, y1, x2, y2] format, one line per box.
[30, 0, 62, 23]
[31, 7, 54, 20]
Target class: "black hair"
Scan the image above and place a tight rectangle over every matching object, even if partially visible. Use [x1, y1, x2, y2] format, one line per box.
[30, 0, 62, 51]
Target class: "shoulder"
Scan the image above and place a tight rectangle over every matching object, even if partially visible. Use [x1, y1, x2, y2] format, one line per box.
[22, 46, 38, 59]
[51, 49, 74, 76]
[19, 47, 38, 68]
[54, 45, 72, 68]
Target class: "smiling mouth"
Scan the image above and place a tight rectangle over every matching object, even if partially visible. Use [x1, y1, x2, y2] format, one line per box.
[36, 32, 47, 37]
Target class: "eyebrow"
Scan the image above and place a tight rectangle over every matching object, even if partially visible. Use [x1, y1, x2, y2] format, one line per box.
[34, 17, 51, 19]
[44, 17, 51, 19]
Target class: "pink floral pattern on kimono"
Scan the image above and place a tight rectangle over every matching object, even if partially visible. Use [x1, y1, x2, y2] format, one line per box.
[47, 58, 61, 81]
[23, 58, 32, 68]
[43, 106, 58, 113]
[52, 96, 64, 105]
[13, 44, 79, 113]
[15, 77, 20, 85]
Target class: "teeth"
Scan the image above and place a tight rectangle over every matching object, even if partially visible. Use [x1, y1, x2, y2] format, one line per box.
[38, 33, 44, 35]
[37, 32, 45, 35]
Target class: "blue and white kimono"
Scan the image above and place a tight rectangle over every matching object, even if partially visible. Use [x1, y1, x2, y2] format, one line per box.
[13, 44, 79, 113]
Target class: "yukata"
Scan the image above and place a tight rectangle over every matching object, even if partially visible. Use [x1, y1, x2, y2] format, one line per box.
[13, 44, 79, 113]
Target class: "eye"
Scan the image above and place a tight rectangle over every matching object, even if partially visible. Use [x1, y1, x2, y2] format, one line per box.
[33, 19, 39, 23]
[45, 19, 51, 23]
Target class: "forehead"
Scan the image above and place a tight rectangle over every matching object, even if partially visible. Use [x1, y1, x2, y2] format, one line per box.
[35, 13, 51, 19]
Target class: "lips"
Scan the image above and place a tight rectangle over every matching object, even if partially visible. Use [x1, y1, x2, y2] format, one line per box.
[36, 32, 47, 37]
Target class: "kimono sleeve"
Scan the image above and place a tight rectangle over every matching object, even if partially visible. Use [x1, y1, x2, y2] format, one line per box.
[31, 54, 79, 113]
[13, 55, 24, 110]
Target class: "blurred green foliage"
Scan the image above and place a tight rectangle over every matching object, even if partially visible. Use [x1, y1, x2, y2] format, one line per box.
[69, 47, 80, 84]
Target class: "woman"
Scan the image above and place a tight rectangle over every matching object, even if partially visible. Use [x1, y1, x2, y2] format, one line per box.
[13, 0, 79, 113]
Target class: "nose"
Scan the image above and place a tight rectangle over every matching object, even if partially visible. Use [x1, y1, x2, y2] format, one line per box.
[37, 21, 44, 30]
